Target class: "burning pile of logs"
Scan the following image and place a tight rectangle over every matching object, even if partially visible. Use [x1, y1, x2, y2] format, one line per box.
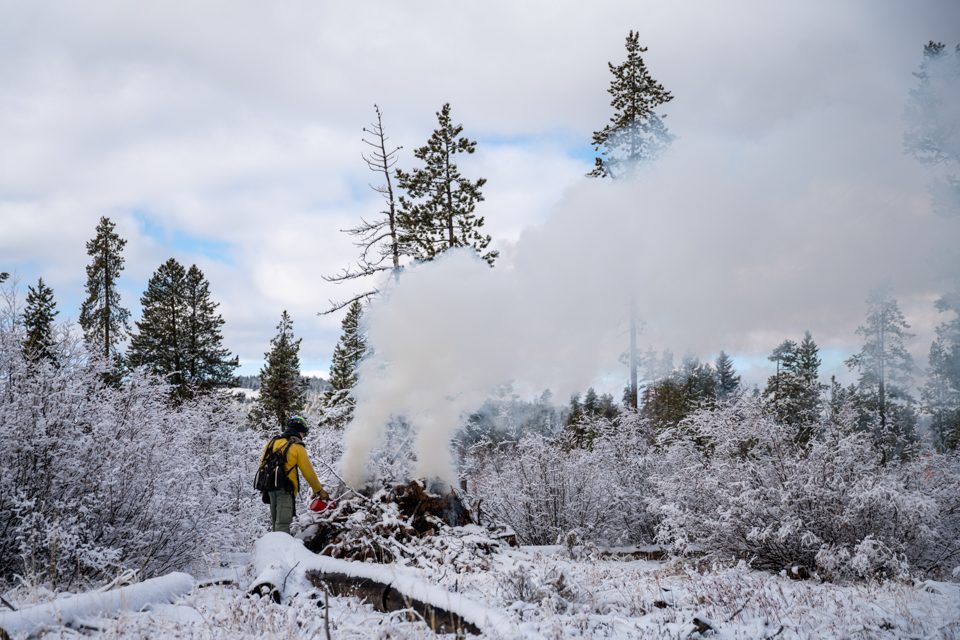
[298, 479, 516, 572]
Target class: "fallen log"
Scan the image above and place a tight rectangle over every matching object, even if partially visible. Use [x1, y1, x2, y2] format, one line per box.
[250, 533, 540, 638]
[306, 570, 481, 635]
[0, 572, 194, 638]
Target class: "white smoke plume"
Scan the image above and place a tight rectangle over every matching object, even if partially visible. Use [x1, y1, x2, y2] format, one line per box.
[341, 116, 958, 486]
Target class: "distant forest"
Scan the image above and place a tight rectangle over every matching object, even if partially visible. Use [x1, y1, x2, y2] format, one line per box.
[235, 374, 330, 394]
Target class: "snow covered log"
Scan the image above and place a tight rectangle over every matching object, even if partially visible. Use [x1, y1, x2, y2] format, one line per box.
[305, 570, 480, 635]
[251, 532, 543, 638]
[0, 572, 193, 638]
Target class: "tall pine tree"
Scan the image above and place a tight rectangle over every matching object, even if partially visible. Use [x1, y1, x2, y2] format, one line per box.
[247, 311, 308, 431]
[928, 276, 960, 449]
[396, 103, 497, 266]
[589, 31, 675, 179]
[762, 332, 825, 438]
[922, 337, 960, 449]
[903, 41, 960, 219]
[128, 259, 238, 402]
[846, 279, 918, 456]
[714, 350, 741, 401]
[22, 278, 58, 365]
[318, 300, 366, 429]
[79, 217, 131, 362]
[182, 265, 239, 393]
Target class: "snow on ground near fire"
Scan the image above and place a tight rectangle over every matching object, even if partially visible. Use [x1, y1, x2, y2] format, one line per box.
[3, 537, 959, 639]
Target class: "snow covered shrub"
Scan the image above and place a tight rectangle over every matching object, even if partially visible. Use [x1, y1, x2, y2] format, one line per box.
[899, 449, 960, 579]
[467, 412, 657, 546]
[0, 293, 263, 588]
[649, 395, 952, 581]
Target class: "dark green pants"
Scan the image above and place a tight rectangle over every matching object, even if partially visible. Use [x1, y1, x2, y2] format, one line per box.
[268, 490, 295, 534]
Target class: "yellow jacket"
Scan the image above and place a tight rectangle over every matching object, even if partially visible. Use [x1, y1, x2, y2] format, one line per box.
[260, 436, 323, 495]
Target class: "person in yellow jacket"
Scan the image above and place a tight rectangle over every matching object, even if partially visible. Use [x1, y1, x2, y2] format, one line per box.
[260, 415, 328, 534]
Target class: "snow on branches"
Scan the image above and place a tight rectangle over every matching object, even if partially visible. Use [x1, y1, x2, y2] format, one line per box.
[0, 286, 264, 588]
[649, 395, 960, 581]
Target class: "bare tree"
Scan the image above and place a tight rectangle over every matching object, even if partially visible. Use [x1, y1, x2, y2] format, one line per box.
[321, 105, 406, 315]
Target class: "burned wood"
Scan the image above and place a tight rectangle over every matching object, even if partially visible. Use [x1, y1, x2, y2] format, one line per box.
[392, 479, 474, 532]
[305, 570, 481, 636]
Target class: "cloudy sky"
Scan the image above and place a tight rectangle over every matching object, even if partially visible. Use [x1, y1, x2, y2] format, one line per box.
[1, 0, 958, 399]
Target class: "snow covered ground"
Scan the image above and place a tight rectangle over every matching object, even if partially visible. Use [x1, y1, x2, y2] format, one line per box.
[2, 536, 958, 639]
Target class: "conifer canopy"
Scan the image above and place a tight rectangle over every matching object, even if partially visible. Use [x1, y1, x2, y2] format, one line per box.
[247, 310, 309, 431]
[396, 103, 497, 266]
[590, 31, 674, 179]
[128, 258, 238, 402]
[23, 278, 59, 365]
[79, 216, 130, 361]
[319, 300, 366, 429]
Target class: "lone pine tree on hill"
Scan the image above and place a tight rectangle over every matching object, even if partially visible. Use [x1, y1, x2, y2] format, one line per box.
[590, 31, 675, 179]
[128, 258, 238, 402]
[79, 217, 131, 363]
[248, 310, 309, 431]
[396, 103, 497, 266]
[319, 299, 367, 429]
[322, 106, 408, 315]
[23, 278, 59, 365]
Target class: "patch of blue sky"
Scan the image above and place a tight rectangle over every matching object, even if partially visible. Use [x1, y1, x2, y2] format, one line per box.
[135, 212, 234, 265]
[474, 131, 596, 164]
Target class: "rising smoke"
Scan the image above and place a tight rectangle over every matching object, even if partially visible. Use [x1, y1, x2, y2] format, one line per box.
[341, 93, 959, 486]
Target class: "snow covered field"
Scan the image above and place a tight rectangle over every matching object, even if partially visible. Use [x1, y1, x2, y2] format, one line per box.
[3, 536, 958, 639]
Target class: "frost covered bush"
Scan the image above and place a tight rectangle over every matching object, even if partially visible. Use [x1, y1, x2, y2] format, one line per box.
[0, 294, 264, 588]
[649, 394, 960, 581]
[467, 412, 657, 546]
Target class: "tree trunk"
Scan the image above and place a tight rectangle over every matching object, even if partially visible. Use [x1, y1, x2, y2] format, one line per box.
[630, 298, 638, 409]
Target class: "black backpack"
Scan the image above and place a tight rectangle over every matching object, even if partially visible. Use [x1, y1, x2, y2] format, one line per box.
[254, 437, 296, 493]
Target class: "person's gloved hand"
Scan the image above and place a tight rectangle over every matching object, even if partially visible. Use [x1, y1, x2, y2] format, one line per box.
[313, 488, 330, 501]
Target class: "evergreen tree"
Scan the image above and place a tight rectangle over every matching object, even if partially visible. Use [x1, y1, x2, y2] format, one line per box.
[845, 279, 918, 456]
[318, 300, 366, 429]
[22, 278, 58, 365]
[562, 387, 617, 450]
[583, 387, 599, 417]
[596, 392, 619, 420]
[763, 339, 796, 419]
[247, 311, 308, 431]
[641, 356, 716, 435]
[714, 350, 741, 401]
[182, 265, 239, 393]
[922, 337, 960, 449]
[903, 41, 960, 219]
[79, 217, 131, 362]
[396, 103, 497, 265]
[566, 392, 584, 427]
[589, 31, 675, 179]
[128, 259, 238, 402]
[928, 278, 960, 449]
[763, 332, 826, 438]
